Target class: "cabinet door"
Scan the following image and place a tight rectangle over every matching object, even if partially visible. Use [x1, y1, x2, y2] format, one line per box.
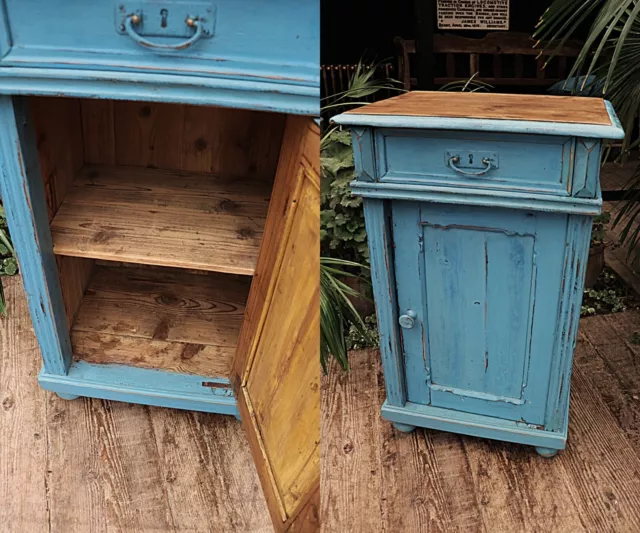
[232, 117, 319, 533]
[393, 201, 566, 426]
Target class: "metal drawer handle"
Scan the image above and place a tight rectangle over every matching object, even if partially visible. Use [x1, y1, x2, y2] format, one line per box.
[125, 13, 204, 50]
[449, 155, 494, 177]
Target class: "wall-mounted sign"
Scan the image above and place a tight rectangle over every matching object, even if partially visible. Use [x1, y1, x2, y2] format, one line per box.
[437, 0, 509, 30]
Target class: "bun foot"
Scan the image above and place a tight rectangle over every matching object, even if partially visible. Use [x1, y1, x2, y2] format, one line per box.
[392, 422, 416, 433]
[55, 392, 79, 401]
[535, 446, 559, 458]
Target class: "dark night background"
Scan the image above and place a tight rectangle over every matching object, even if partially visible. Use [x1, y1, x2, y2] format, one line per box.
[321, 2, 568, 65]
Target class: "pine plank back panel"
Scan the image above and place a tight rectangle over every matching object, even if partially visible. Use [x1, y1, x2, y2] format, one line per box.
[81, 99, 287, 179]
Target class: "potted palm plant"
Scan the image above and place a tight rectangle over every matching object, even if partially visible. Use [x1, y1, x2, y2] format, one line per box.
[535, 1, 640, 265]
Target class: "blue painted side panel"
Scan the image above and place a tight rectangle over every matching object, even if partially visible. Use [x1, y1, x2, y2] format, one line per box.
[362, 198, 407, 406]
[0, 96, 72, 374]
[376, 129, 573, 196]
[39, 361, 239, 416]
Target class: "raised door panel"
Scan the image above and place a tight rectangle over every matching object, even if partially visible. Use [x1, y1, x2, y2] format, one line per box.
[393, 202, 566, 426]
[232, 117, 319, 533]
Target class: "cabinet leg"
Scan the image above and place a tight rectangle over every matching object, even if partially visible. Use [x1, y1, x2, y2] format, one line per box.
[392, 422, 416, 433]
[535, 446, 559, 458]
[55, 392, 80, 401]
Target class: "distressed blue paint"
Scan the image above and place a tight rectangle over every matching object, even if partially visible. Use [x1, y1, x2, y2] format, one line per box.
[572, 139, 602, 198]
[391, 201, 430, 405]
[0, 95, 72, 375]
[39, 361, 239, 416]
[381, 400, 567, 450]
[351, 181, 602, 216]
[333, 102, 625, 139]
[362, 198, 407, 406]
[0, 67, 318, 115]
[375, 129, 574, 196]
[0, 1, 318, 84]
[350, 128, 376, 182]
[0, 0, 319, 115]
[343, 100, 623, 454]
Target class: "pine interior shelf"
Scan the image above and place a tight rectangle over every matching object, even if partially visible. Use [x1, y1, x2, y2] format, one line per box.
[71, 264, 250, 378]
[50, 165, 272, 276]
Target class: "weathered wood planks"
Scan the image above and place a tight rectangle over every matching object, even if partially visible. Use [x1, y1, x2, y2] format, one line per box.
[71, 265, 250, 378]
[0, 275, 272, 532]
[321, 340, 640, 533]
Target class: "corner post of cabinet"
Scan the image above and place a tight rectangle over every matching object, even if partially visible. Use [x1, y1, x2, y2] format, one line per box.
[0, 95, 72, 375]
[544, 213, 593, 432]
[363, 197, 407, 406]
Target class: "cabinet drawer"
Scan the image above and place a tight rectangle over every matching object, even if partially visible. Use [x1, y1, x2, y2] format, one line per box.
[375, 129, 575, 196]
[0, 0, 318, 103]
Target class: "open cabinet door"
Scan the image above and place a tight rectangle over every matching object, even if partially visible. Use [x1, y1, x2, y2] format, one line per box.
[232, 116, 320, 533]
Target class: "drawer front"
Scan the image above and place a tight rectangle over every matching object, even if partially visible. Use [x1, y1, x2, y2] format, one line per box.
[391, 201, 567, 425]
[376, 129, 574, 196]
[1, 0, 318, 89]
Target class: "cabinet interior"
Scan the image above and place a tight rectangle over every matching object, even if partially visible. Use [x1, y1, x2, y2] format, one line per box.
[30, 96, 286, 379]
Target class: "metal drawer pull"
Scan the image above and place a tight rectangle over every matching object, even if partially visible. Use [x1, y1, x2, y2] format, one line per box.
[449, 155, 494, 177]
[399, 310, 417, 329]
[125, 13, 204, 50]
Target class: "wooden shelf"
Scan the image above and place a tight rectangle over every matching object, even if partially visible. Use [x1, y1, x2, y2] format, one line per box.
[71, 265, 251, 378]
[51, 165, 272, 276]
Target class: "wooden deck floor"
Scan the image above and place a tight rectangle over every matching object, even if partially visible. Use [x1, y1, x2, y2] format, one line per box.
[0, 276, 273, 533]
[322, 313, 640, 532]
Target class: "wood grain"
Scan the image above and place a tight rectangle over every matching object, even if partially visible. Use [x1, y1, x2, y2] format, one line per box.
[50, 165, 272, 275]
[320, 352, 383, 533]
[30, 96, 95, 328]
[321, 345, 640, 532]
[0, 277, 49, 533]
[80, 99, 286, 180]
[71, 265, 250, 378]
[81, 99, 115, 165]
[1, 275, 272, 532]
[114, 101, 185, 170]
[233, 117, 320, 533]
[577, 312, 640, 456]
[347, 91, 612, 125]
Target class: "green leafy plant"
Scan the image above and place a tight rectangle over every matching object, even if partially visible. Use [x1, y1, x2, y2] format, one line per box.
[320, 129, 368, 262]
[320, 258, 373, 373]
[0, 204, 18, 316]
[438, 72, 493, 93]
[591, 211, 611, 244]
[581, 267, 635, 315]
[534, 1, 640, 263]
[319, 60, 401, 371]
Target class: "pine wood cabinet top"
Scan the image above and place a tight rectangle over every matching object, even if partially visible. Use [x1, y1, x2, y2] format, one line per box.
[332, 91, 625, 139]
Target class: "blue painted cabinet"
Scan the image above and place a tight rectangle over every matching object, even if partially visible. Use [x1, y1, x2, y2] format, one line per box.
[0, 3, 320, 530]
[334, 92, 625, 457]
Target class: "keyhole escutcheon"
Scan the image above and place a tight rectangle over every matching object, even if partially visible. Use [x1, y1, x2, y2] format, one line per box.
[160, 8, 169, 27]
